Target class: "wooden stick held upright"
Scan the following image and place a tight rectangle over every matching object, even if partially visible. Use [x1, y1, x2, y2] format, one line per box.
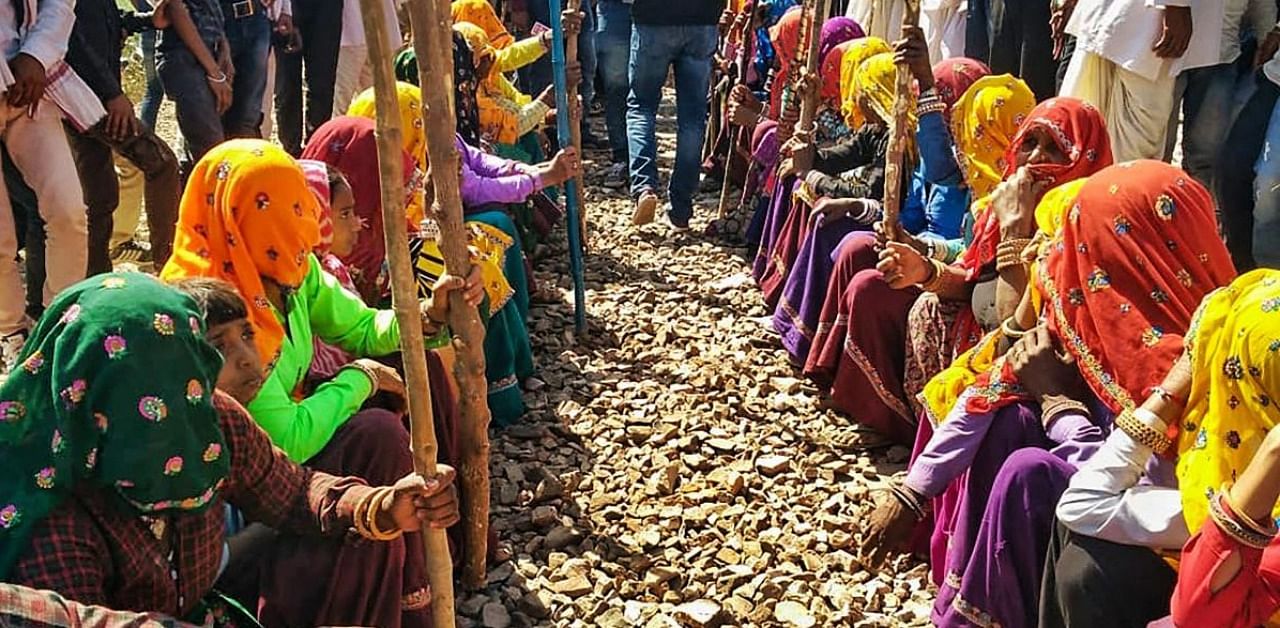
[356, 0, 456, 621]
[775, 0, 815, 144]
[715, 3, 756, 221]
[880, 0, 920, 242]
[405, 0, 493, 590]
[563, 0, 588, 251]
[795, 0, 831, 132]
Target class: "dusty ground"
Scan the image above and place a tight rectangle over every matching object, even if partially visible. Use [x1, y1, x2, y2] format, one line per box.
[466, 99, 932, 627]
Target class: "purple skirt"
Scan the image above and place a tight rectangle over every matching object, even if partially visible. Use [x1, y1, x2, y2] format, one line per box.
[931, 403, 1070, 628]
[773, 213, 862, 364]
[752, 177, 799, 282]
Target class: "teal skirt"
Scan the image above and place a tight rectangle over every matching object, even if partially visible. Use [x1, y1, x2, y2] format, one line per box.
[467, 210, 533, 426]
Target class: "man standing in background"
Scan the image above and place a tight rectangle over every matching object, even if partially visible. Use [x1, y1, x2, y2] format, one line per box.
[626, 0, 721, 231]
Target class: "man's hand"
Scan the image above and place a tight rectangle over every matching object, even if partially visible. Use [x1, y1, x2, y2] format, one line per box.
[1152, 6, 1192, 59]
[540, 146, 582, 186]
[103, 94, 141, 141]
[7, 53, 46, 108]
[207, 73, 232, 114]
[893, 25, 933, 91]
[1258, 26, 1280, 68]
[561, 8, 584, 36]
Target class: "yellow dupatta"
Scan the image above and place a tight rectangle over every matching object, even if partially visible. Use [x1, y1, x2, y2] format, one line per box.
[838, 37, 889, 130]
[918, 178, 1087, 424]
[1176, 269, 1280, 532]
[948, 74, 1036, 200]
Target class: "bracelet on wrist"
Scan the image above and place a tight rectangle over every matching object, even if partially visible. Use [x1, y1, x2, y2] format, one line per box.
[1115, 408, 1172, 453]
[206, 71, 228, 83]
[1147, 385, 1187, 407]
[919, 259, 948, 293]
[1211, 486, 1277, 549]
[1040, 395, 1090, 427]
[1000, 317, 1028, 340]
[343, 362, 379, 392]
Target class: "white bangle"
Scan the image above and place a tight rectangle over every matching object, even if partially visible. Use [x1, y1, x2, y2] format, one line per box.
[206, 72, 228, 83]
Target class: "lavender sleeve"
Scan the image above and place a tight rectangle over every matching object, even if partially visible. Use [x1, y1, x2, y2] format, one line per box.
[1045, 413, 1107, 466]
[904, 393, 998, 498]
[457, 137, 540, 207]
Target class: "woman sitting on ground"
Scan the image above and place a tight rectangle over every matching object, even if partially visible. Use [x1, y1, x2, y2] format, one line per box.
[0, 273, 458, 625]
[863, 161, 1237, 627]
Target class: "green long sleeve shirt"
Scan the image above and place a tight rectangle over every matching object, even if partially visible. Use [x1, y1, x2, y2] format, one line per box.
[247, 254, 448, 462]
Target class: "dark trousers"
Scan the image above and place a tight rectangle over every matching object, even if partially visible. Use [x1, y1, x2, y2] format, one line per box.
[1219, 75, 1280, 271]
[986, 0, 1055, 101]
[274, 0, 343, 155]
[1039, 522, 1178, 628]
[68, 121, 181, 274]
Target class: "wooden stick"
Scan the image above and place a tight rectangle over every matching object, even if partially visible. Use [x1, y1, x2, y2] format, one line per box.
[405, 0, 493, 591]
[715, 2, 757, 222]
[775, 0, 816, 144]
[356, 0, 456, 621]
[549, 0, 588, 333]
[563, 0, 588, 252]
[796, 0, 831, 133]
[880, 0, 920, 242]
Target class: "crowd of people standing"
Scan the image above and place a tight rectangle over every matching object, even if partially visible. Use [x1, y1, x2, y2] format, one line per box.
[3, 0, 1280, 624]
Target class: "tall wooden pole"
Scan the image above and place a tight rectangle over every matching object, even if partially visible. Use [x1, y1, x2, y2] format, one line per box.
[880, 0, 920, 241]
[795, 0, 831, 132]
[356, 0, 456, 621]
[715, 1, 757, 222]
[550, 0, 588, 333]
[405, 0, 493, 590]
[775, 0, 816, 144]
[563, 0, 588, 252]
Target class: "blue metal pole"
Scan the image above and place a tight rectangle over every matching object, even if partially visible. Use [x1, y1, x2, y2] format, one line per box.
[548, 0, 588, 334]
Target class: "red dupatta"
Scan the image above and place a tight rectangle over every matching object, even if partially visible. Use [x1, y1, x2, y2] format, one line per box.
[962, 97, 1113, 281]
[931, 57, 991, 115]
[966, 161, 1237, 417]
[767, 7, 803, 119]
[300, 116, 415, 303]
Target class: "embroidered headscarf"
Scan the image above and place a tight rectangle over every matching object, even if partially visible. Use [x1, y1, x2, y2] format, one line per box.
[347, 82, 426, 168]
[852, 51, 909, 128]
[298, 159, 334, 256]
[767, 6, 804, 118]
[450, 0, 514, 49]
[1176, 270, 1280, 532]
[454, 21, 525, 144]
[920, 178, 1086, 424]
[948, 74, 1035, 200]
[752, 0, 799, 85]
[962, 96, 1114, 280]
[817, 16, 865, 63]
[964, 161, 1236, 418]
[819, 41, 854, 108]
[838, 36, 889, 129]
[931, 57, 991, 114]
[301, 116, 416, 303]
[161, 140, 320, 368]
[0, 273, 227, 578]
[393, 32, 483, 147]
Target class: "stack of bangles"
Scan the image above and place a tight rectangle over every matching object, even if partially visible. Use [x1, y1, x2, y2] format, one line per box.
[1114, 407, 1173, 453]
[918, 258, 950, 292]
[916, 89, 946, 117]
[353, 486, 403, 541]
[890, 482, 931, 521]
[1210, 484, 1278, 549]
[1041, 395, 1091, 425]
[996, 237, 1033, 272]
[343, 361, 379, 390]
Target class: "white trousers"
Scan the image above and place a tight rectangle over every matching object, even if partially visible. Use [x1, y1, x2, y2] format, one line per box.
[1061, 49, 1177, 162]
[333, 44, 373, 117]
[0, 103, 88, 334]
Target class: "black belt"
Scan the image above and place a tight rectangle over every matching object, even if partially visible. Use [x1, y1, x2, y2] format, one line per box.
[223, 0, 256, 18]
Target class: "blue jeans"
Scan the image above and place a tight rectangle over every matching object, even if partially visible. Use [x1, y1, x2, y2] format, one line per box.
[222, 9, 271, 138]
[1217, 75, 1279, 270]
[596, 0, 631, 163]
[1168, 61, 1251, 191]
[1254, 89, 1280, 269]
[626, 23, 716, 222]
[133, 0, 163, 129]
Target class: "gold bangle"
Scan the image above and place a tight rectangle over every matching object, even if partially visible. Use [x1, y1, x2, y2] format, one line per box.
[996, 237, 1033, 272]
[919, 259, 948, 293]
[343, 362, 378, 392]
[1115, 409, 1172, 453]
[364, 486, 403, 541]
[1040, 396, 1090, 426]
[1210, 486, 1276, 549]
[1220, 483, 1278, 538]
[1000, 317, 1028, 339]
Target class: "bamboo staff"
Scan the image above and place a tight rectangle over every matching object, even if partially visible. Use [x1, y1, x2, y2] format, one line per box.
[356, 0, 455, 621]
[404, 0, 493, 590]
[715, 0, 757, 222]
[550, 0, 588, 333]
[880, 0, 920, 242]
[563, 0, 588, 252]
